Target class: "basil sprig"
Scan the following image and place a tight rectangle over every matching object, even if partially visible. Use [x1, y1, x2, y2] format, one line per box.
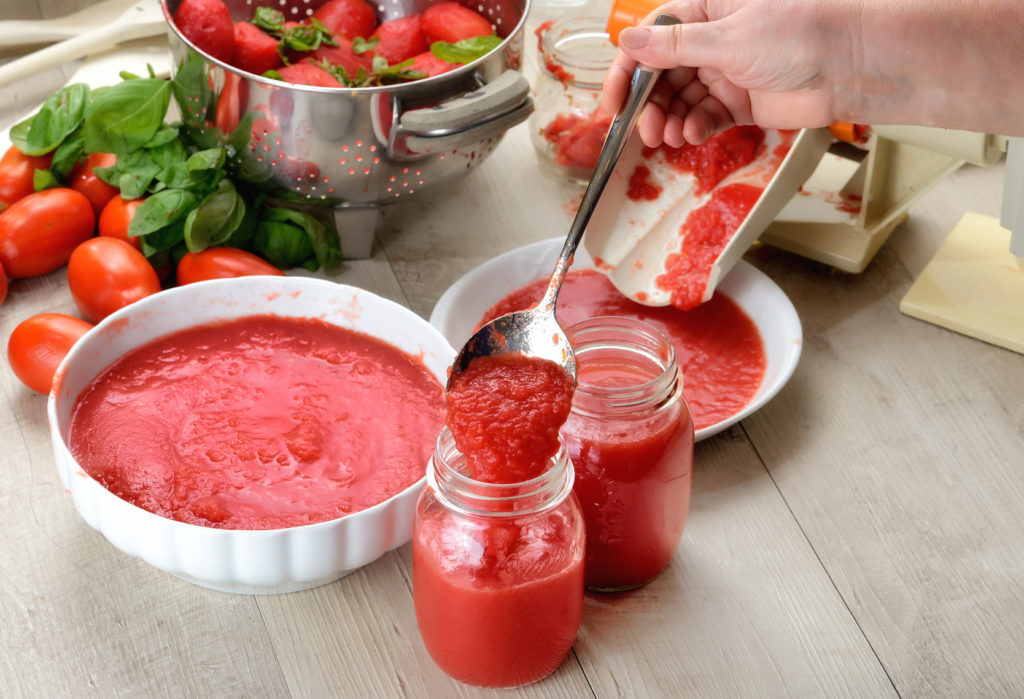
[9, 61, 343, 274]
[430, 35, 502, 64]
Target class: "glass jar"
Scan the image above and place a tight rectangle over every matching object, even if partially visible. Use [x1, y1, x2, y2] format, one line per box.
[412, 426, 585, 688]
[562, 317, 694, 592]
[530, 15, 617, 184]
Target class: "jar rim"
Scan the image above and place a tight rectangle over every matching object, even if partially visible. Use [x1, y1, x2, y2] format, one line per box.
[567, 315, 680, 408]
[428, 426, 575, 517]
[540, 14, 617, 82]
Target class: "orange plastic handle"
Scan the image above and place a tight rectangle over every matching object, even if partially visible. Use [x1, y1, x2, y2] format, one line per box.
[829, 122, 871, 144]
[606, 0, 660, 46]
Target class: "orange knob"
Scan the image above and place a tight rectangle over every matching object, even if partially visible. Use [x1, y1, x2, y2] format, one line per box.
[606, 0, 660, 46]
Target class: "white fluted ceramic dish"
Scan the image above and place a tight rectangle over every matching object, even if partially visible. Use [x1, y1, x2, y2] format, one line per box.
[49, 276, 454, 594]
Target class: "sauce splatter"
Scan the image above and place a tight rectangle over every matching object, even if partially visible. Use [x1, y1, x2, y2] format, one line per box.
[626, 164, 662, 201]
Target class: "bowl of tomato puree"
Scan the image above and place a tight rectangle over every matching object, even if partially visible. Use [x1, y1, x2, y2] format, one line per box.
[47, 275, 454, 594]
[430, 237, 803, 441]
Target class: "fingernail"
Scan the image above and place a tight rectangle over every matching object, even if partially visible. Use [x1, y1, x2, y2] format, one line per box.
[619, 27, 650, 49]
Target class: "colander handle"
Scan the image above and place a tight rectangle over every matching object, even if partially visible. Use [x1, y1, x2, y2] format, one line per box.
[398, 71, 533, 154]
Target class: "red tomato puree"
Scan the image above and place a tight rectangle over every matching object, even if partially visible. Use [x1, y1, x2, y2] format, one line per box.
[658, 182, 764, 309]
[68, 315, 444, 530]
[413, 510, 584, 687]
[480, 269, 765, 432]
[646, 125, 766, 194]
[566, 354, 693, 589]
[445, 354, 575, 483]
[541, 109, 613, 171]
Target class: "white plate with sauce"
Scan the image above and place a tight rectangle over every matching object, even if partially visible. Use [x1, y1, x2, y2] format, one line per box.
[429, 237, 803, 441]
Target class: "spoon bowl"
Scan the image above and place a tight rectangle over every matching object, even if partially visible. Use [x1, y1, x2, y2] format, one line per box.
[447, 14, 680, 390]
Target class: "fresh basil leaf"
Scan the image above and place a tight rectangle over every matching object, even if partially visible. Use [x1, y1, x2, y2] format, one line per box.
[84, 79, 171, 156]
[372, 57, 425, 84]
[280, 19, 337, 53]
[226, 110, 256, 155]
[16, 83, 90, 156]
[129, 188, 200, 237]
[172, 52, 214, 126]
[253, 220, 314, 268]
[260, 206, 341, 269]
[317, 60, 356, 87]
[50, 127, 85, 180]
[251, 7, 285, 34]
[224, 190, 264, 248]
[120, 70, 143, 80]
[8, 118, 32, 154]
[149, 138, 189, 171]
[140, 219, 187, 255]
[430, 35, 502, 64]
[184, 179, 246, 252]
[263, 69, 284, 81]
[144, 126, 180, 149]
[155, 162, 192, 190]
[353, 36, 379, 54]
[187, 147, 226, 176]
[33, 169, 60, 191]
[116, 149, 162, 199]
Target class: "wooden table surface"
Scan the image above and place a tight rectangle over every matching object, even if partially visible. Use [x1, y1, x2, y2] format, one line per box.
[2, 1, 1023, 696]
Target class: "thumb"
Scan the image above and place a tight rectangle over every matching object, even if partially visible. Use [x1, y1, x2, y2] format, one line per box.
[618, 21, 727, 72]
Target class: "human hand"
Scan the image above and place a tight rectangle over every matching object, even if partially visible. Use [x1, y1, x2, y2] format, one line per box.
[600, 0, 849, 147]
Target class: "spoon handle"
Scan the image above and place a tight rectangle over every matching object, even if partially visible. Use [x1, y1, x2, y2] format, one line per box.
[538, 13, 681, 312]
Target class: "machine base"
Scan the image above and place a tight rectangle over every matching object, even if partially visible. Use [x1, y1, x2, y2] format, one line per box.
[900, 212, 1024, 354]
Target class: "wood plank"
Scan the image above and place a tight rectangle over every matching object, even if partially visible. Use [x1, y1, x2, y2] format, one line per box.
[574, 429, 896, 697]
[743, 170, 1024, 694]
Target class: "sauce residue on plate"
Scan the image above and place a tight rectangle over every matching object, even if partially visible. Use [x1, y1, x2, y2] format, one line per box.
[68, 315, 445, 530]
[479, 269, 765, 431]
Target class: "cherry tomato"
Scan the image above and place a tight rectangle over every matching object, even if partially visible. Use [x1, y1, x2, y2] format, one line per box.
[67, 152, 119, 216]
[98, 195, 145, 250]
[176, 246, 285, 285]
[0, 188, 95, 279]
[0, 145, 53, 212]
[67, 237, 162, 323]
[7, 313, 93, 395]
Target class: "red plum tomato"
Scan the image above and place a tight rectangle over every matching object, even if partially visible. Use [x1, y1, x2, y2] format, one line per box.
[67, 152, 118, 216]
[233, 21, 281, 75]
[0, 262, 7, 306]
[67, 237, 162, 323]
[177, 247, 285, 285]
[0, 145, 53, 212]
[98, 195, 145, 250]
[7, 313, 93, 395]
[0, 188, 95, 279]
[421, 3, 494, 44]
[173, 0, 236, 63]
[312, 0, 378, 40]
[371, 16, 427, 63]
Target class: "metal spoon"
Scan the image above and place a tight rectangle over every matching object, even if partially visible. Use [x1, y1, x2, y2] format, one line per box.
[447, 14, 680, 388]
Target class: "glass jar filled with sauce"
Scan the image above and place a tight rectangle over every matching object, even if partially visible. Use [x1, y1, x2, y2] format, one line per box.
[562, 316, 694, 591]
[530, 15, 617, 184]
[412, 426, 585, 688]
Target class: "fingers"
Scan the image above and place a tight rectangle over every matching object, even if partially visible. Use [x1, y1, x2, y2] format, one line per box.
[618, 20, 727, 72]
[599, 57, 637, 116]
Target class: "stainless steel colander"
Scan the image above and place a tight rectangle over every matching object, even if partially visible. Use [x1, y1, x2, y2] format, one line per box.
[161, 0, 532, 256]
